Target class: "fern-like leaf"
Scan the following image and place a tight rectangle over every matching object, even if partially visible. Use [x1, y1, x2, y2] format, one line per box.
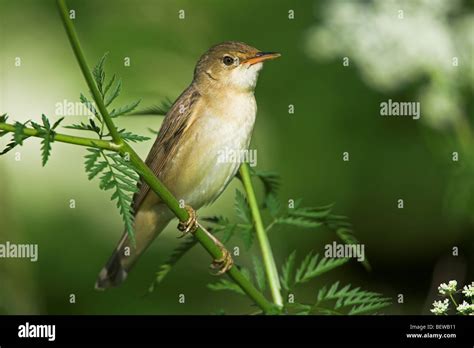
[13, 121, 28, 145]
[234, 189, 254, 249]
[275, 216, 324, 228]
[148, 237, 198, 293]
[110, 99, 141, 117]
[84, 149, 138, 245]
[295, 251, 349, 284]
[129, 98, 173, 116]
[29, 114, 63, 166]
[252, 169, 281, 199]
[315, 282, 391, 315]
[0, 138, 21, 155]
[208, 280, 245, 296]
[280, 250, 297, 292]
[118, 129, 150, 143]
[252, 256, 266, 292]
[265, 193, 281, 218]
[104, 78, 122, 106]
[92, 52, 109, 95]
[64, 119, 101, 134]
[201, 216, 237, 243]
[79, 93, 98, 117]
[234, 189, 251, 224]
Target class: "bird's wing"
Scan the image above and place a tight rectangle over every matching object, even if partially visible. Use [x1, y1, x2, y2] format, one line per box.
[131, 84, 201, 212]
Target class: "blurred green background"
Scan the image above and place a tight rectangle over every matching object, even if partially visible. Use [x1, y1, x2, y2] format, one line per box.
[0, 0, 473, 314]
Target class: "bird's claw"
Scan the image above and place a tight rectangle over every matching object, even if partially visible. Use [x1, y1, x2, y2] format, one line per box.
[210, 246, 233, 275]
[177, 205, 232, 274]
[177, 205, 198, 238]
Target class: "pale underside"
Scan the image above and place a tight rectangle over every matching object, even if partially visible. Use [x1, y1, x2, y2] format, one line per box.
[122, 83, 257, 259]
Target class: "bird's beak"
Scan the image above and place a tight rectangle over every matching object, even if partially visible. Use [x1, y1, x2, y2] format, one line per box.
[243, 52, 281, 66]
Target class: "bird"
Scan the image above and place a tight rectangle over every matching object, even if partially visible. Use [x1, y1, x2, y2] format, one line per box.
[95, 41, 280, 289]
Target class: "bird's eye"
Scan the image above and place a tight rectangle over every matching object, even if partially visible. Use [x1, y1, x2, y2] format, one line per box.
[223, 56, 234, 66]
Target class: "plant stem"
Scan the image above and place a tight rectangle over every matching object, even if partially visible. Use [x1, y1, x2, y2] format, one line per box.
[239, 163, 283, 307]
[57, 0, 122, 144]
[0, 122, 119, 151]
[55, 0, 275, 313]
[449, 293, 458, 307]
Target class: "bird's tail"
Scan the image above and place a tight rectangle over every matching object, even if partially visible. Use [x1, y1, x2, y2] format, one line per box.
[95, 204, 172, 290]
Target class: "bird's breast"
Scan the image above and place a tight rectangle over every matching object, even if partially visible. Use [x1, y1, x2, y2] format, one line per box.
[166, 92, 257, 208]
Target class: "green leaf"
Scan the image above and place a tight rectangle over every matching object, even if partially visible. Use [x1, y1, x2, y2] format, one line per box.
[208, 279, 245, 296]
[103, 74, 116, 97]
[52, 117, 65, 130]
[290, 204, 334, 219]
[221, 224, 237, 243]
[84, 148, 106, 180]
[252, 169, 281, 198]
[85, 149, 138, 245]
[148, 237, 198, 292]
[275, 199, 371, 271]
[275, 216, 323, 228]
[280, 250, 297, 292]
[234, 189, 251, 224]
[285, 302, 312, 315]
[129, 98, 173, 116]
[79, 93, 98, 116]
[252, 256, 266, 292]
[110, 99, 141, 117]
[275, 203, 333, 229]
[93, 52, 109, 95]
[233, 190, 255, 248]
[65, 119, 101, 134]
[104, 78, 122, 106]
[39, 114, 54, 166]
[315, 282, 391, 315]
[201, 216, 238, 243]
[41, 114, 51, 129]
[348, 301, 392, 315]
[239, 225, 254, 250]
[265, 193, 281, 218]
[295, 251, 349, 284]
[0, 138, 21, 155]
[118, 129, 150, 143]
[13, 122, 28, 145]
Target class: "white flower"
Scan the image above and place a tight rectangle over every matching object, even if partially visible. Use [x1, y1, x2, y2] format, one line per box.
[438, 280, 457, 295]
[456, 301, 474, 314]
[305, 0, 473, 130]
[462, 282, 474, 298]
[431, 298, 450, 315]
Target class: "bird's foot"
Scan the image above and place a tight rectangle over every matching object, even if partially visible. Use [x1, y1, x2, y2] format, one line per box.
[209, 243, 234, 275]
[177, 204, 198, 238]
[177, 206, 232, 274]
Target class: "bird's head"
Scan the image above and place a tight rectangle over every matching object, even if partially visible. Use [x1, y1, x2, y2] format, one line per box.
[194, 41, 280, 93]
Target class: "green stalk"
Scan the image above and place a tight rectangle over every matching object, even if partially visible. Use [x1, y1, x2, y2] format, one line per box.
[57, 0, 122, 144]
[55, 0, 275, 313]
[239, 163, 283, 307]
[0, 122, 119, 151]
